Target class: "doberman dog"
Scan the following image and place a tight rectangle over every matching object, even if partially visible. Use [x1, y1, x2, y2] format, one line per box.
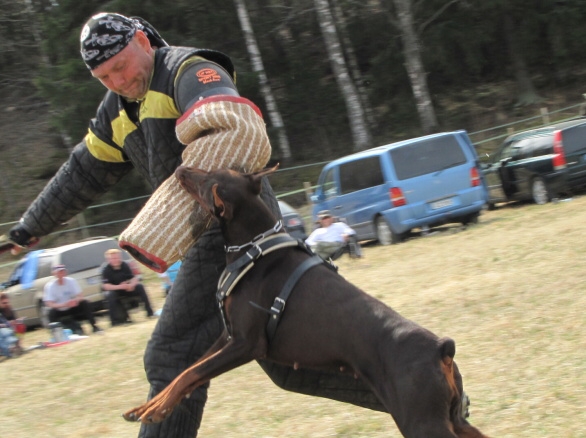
[123, 166, 489, 438]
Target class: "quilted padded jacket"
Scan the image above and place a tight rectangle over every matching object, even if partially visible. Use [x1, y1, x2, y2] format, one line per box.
[18, 46, 235, 238]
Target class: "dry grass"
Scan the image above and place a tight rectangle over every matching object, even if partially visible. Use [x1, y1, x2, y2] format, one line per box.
[2, 197, 586, 437]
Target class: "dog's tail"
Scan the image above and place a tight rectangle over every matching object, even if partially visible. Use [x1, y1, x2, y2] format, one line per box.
[439, 337, 490, 438]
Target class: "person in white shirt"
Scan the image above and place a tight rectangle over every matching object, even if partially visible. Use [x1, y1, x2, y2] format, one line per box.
[43, 264, 103, 335]
[305, 210, 360, 260]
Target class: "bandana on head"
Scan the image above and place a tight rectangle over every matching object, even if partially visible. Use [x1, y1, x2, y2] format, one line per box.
[80, 12, 168, 70]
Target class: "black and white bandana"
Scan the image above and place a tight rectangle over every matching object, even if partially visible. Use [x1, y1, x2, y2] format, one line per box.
[80, 13, 168, 70]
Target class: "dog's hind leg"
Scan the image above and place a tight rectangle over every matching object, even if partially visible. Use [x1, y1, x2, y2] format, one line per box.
[123, 336, 265, 424]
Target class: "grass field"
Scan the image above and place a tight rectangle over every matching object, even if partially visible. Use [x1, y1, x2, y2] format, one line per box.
[2, 196, 586, 438]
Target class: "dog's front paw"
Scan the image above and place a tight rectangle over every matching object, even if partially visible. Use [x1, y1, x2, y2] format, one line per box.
[122, 399, 176, 424]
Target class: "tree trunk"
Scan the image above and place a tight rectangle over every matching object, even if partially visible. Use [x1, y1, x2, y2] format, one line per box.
[233, 0, 292, 161]
[330, 0, 377, 129]
[393, 0, 439, 134]
[314, 0, 372, 151]
[503, 14, 541, 107]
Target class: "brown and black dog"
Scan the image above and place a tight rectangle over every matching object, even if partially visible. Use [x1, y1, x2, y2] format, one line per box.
[123, 166, 489, 438]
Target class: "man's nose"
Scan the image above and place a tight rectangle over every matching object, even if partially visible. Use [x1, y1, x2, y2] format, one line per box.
[111, 73, 126, 89]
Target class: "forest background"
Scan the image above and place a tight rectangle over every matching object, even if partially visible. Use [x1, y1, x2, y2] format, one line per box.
[1, 0, 586, 253]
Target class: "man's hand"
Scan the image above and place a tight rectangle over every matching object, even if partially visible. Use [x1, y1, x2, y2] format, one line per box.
[66, 298, 80, 308]
[122, 280, 136, 292]
[0, 225, 39, 255]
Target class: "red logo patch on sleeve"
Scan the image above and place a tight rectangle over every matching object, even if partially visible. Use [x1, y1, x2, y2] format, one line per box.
[196, 68, 221, 84]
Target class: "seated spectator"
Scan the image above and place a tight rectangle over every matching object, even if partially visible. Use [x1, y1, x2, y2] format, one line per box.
[305, 210, 362, 260]
[0, 312, 20, 358]
[102, 249, 154, 326]
[0, 293, 26, 349]
[43, 265, 103, 335]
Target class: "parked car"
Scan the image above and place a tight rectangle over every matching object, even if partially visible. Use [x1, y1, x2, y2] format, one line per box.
[310, 130, 488, 245]
[482, 118, 586, 207]
[278, 200, 307, 240]
[0, 237, 135, 328]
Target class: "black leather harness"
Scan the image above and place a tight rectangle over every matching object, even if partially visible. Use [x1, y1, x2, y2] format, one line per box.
[216, 232, 337, 343]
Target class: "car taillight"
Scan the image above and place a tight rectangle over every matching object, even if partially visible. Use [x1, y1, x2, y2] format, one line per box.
[389, 187, 406, 207]
[286, 217, 302, 227]
[470, 166, 481, 187]
[552, 130, 567, 171]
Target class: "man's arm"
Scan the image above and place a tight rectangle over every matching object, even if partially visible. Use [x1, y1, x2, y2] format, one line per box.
[8, 143, 133, 248]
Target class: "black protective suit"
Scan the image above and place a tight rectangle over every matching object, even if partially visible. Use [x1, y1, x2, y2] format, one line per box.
[10, 46, 385, 438]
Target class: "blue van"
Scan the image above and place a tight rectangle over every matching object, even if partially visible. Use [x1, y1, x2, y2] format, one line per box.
[310, 131, 488, 244]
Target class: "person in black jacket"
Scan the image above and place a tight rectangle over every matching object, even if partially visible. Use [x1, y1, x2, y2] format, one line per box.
[101, 249, 154, 325]
[1, 12, 385, 438]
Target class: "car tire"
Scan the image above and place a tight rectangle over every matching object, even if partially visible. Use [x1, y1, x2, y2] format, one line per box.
[531, 177, 550, 205]
[461, 212, 480, 226]
[376, 217, 401, 245]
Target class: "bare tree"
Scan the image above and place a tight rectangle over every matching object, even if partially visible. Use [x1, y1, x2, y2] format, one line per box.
[314, 0, 372, 151]
[391, 0, 439, 134]
[233, 0, 292, 161]
[329, 0, 376, 129]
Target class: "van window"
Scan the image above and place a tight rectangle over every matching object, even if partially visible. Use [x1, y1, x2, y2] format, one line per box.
[561, 124, 586, 155]
[322, 168, 338, 199]
[390, 136, 467, 180]
[339, 157, 384, 194]
[60, 240, 119, 274]
[37, 256, 53, 279]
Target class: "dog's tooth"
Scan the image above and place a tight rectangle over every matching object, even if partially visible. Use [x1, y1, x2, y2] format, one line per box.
[185, 394, 191, 399]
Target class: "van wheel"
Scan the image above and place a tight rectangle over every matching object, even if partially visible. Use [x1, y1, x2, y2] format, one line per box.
[532, 177, 550, 205]
[462, 213, 479, 226]
[376, 218, 401, 245]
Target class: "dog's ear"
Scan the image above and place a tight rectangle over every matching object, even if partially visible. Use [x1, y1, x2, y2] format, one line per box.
[211, 184, 233, 220]
[249, 164, 280, 195]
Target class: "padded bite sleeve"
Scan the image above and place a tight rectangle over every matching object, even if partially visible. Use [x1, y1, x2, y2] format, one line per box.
[119, 96, 271, 272]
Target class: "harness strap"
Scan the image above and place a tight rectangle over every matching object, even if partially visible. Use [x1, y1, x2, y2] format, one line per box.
[266, 255, 324, 343]
[217, 234, 300, 301]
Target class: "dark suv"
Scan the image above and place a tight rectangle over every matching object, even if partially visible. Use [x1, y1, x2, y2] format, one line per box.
[482, 118, 586, 207]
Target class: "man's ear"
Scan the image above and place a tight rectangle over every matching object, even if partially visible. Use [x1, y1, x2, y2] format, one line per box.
[211, 184, 232, 220]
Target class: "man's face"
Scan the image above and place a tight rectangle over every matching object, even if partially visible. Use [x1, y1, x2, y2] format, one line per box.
[0, 298, 8, 309]
[91, 31, 154, 100]
[320, 216, 333, 227]
[108, 252, 123, 268]
[54, 269, 67, 279]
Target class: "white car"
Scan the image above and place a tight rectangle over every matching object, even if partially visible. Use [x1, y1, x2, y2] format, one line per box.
[0, 237, 135, 328]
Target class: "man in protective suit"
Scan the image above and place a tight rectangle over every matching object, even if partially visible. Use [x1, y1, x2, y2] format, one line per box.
[1, 12, 385, 437]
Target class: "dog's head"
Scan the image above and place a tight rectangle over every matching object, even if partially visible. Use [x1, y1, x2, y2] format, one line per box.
[175, 165, 279, 221]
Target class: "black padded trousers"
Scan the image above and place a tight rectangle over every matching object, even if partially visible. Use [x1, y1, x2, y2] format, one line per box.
[138, 179, 386, 438]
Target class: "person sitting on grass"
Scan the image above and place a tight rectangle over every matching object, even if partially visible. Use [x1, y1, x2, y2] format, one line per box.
[0, 311, 21, 358]
[43, 264, 103, 335]
[305, 210, 362, 260]
[0, 292, 26, 350]
[101, 249, 154, 326]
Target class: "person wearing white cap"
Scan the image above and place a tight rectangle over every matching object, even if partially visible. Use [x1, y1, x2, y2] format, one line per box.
[43, 264, 103, 335]
[305, 210, 361, 260]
